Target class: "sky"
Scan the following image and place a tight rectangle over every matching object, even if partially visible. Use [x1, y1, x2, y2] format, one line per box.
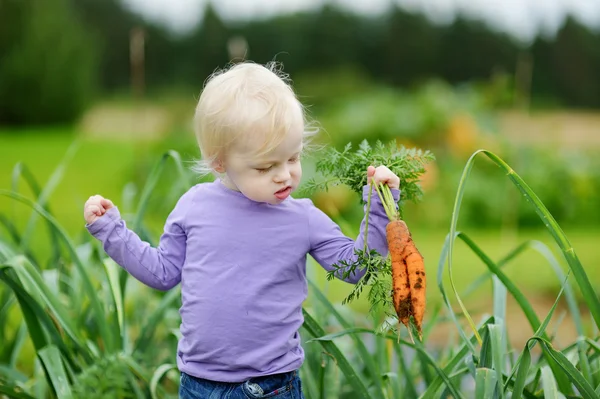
[123, 0, 600, 42]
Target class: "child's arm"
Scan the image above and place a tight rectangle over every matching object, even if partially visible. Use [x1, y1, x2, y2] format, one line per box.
[307, 166, 400, 284]
[83, 189, 194, 291]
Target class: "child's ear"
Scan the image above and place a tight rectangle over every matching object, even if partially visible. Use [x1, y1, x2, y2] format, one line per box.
[213, 159, 226, 173]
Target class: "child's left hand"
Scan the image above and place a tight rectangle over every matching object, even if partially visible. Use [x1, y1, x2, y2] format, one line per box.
[367, 165, 400, 190]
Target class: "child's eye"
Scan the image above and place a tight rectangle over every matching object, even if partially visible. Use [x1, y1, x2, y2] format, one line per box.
[289, 156, 300, 163]
[255, 166, 273, 174]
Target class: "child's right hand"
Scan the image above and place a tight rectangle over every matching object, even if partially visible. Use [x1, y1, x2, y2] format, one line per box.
[84, 195, 115, 225]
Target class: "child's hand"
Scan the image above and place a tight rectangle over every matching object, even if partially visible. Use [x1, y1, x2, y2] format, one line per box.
[367, 165, 400, 190]
[84, 195, 114, 225]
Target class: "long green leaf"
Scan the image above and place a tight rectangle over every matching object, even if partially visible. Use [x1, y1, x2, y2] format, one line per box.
[476, 368, 498, 399]
[0, 268, 79, 371]
[0, 213, 21, 245]
[447, 150, 483, 345]
[457, 233, 543, 338]
[437, 232, 477, 353]
[150, 363, 177, 399]
[508, 273, 570, 396]
[0, 382, 37, 399]
[20, 142, 78, 254]
[420, 317, 494, 398]
[11, 162, 42, 198]
[461, 241, 530, 297]
[308, 325, 465, 398]
[541, 365, 560, 399]
[0, 190, 113, 352]
[9, 322, 28, 368]
[38, 345, 73, 399]
[535, 338, 598, 398]
[307, 279, 385, 398]
[468, 150, 600, 331]
[457, 233, 572, 392]
[103, 258, 125, 351]
[393, 341, 418, 398]
[512, 342, 533, 399]
[4, 256, 90, 358]
[132, 150, 191, 231]
[463, 238, 591, 390]
[0, 268, 48, 351]
[133, 287, 180, 355]
[302, 308, 374, 399]
[489, 324, 506, 399]
[0, 364, 28, 383]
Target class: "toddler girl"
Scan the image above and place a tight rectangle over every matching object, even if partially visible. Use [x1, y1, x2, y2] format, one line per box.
[84, 61, 400, 399]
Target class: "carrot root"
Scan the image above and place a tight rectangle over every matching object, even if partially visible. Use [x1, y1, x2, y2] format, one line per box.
[386, 220, 426, 337]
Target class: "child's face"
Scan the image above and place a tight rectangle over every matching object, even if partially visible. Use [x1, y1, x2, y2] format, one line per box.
[221, 128, 303, 204]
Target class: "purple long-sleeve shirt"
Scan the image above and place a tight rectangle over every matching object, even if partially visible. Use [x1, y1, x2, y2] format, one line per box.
[86, 179, 398, 382]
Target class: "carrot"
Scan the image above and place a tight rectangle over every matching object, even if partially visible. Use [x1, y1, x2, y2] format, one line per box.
[376, 184, 426, 338]
[386, 221, 411, 327]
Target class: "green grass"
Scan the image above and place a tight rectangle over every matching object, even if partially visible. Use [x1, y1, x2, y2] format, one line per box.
[0, 129, 178, 262]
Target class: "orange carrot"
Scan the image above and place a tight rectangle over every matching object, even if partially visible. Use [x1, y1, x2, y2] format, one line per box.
[386, 221, 411, 327]
[386, 219, 426, 336]
[374, 183, 426, 338]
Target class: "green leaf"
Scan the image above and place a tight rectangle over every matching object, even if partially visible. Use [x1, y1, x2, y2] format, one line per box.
[20, 142, 78, 258]
[0, 190, 113, 352]
[437, 233, 477, 354]
[151, 363, 177, 399]
[507, 273, 571, 396]
[305, 323, 465, 399]
[540, 365, 560, 399]
[103, 258, 125, 351]
[133, 287, 180, 355]
[302, 309, 374, 399]
[420, 316, 493, 399]
[0, 382, 37, 399]
[512, 344, 532, 399]
[466, 150, 600, 332]
[132, 150, 191, 232]
[0, 267, 80, 371]
[476, 368, 498, 399]
[535, 338, 598, 398]
[479, 324, 493, 369]
[38, 345, 73, 399]
[5, 256, 90, 358]
[307, 279, 386, 399]
[300, 140, 434, 208]
[489, 324, 506, 399]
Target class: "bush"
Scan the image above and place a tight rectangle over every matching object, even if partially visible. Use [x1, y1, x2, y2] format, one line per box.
[0, 0, 99, 125]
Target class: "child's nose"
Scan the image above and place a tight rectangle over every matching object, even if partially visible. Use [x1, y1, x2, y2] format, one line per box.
[273, 166, 291, 182]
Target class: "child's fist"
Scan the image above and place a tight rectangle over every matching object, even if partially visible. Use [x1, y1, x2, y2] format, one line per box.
[367, 165, 400, 190]
[84, 195, 114, 225]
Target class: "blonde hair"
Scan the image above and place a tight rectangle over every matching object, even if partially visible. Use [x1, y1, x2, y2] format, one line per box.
[192, 61, 317, 176]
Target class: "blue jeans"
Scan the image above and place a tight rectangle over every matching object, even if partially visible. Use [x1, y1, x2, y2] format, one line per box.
[179, 369, 304, 399]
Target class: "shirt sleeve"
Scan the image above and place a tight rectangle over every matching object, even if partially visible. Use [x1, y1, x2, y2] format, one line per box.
[307, 185, 400, 284]
[85, 187, 196, 291]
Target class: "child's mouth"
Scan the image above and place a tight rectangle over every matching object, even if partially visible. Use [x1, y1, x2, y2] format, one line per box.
[274, 186, 292, 200]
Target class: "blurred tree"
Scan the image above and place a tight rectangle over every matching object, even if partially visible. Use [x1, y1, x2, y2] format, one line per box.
[383, 7, 440, 86]
[73, 0, 143, 91]
[437, 17, 519, 84]
[182, 2, 231, 88]
[0, 0, 99, 125]
[546, 17, 600, 108]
